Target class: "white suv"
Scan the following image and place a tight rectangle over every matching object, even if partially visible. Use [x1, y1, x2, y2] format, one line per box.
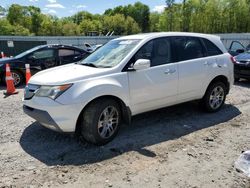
[23, 32, 234, 145]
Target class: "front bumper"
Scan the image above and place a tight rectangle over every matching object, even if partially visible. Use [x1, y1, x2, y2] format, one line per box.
[23, 105, 62, 132]
[23, 96, 83, 133]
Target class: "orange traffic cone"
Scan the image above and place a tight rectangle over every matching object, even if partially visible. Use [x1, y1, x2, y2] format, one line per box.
[25, 64, 31, 85]
[4, 64, 18, 95]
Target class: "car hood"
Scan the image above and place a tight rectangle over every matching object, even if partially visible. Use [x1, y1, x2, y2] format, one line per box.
[235, 53, 250, 61]
[29, 63, 111, 85]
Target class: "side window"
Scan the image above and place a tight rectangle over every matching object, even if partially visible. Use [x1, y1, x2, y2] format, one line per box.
[202, 38, 223, 56]
[230, 41, 245, 52]
[31, 49, 54, 59]
[58, 49, 75, 57]
[151, 38, 172, 67]
[74, 50, 81, 55]
[174, 37, 205, 61]
[132, 37, 172, 67]
[134, 40, 153, 61]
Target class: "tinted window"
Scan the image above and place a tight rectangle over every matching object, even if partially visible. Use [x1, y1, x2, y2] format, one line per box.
[203, 38, 223, 56]
[31, 49, 54, 59]
[173, 37, 204, 61]
[59, 49, 75, 57]
[133, 37, 172, 67]
[230, 41, 245, 52]
[75, 50, 81, 55]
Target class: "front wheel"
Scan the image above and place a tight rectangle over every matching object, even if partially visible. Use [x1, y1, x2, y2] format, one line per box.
[12, 70, 24, 87]
[80, 99, 121, 145]
[201, 82, 226, 112]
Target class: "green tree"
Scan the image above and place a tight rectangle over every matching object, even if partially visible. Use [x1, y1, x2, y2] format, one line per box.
[150, 13, 161, 32]
[166, 0, 175, 31]
[29, 6, 43, 35]
[0, 19, 14, 35]
[104, 2, 150, 32]
[62, 22, 80, 36]
[79, 19, 102, 35]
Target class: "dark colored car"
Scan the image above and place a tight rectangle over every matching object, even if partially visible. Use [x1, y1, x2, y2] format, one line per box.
[227, 41, 250, 81]
[0, 44, 90, 86]
[228, 41, 250, 57]
[234, 51, 250, 81]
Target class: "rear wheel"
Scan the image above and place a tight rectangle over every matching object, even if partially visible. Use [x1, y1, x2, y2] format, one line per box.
[201, 82, 226, 112]
[80, 98, 121, 145]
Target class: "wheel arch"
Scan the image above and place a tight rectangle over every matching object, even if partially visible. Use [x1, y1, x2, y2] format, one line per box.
[75, 95, 132, 134]
[0, 68, 25, 85]
[205, 75, 230, 96]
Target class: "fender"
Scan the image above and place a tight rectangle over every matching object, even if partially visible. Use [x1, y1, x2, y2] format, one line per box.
[57, 72, 130, 110]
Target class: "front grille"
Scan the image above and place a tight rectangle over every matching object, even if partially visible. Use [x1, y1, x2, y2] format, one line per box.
[24, 84, 40, 100]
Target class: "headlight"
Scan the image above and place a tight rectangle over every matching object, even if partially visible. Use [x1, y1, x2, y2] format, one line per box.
[35, 84, 72, 100]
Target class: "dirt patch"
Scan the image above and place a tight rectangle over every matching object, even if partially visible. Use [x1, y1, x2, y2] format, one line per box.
[0, 81, 250, 188]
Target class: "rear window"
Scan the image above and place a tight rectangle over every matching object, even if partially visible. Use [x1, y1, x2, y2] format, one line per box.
[202, 38, 223, 56]
[59, 49, 75, 57]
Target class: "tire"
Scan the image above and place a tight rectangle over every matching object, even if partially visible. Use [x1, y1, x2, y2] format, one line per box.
[201, 82, 227, 113]
[11, 70, 24, 87]
[80, 98, 121, 145]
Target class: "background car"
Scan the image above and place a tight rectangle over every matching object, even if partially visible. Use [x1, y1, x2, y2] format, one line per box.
[234, 50, 250, 81]
[0, 44, 90, 86]
[228, 41, 250, 56]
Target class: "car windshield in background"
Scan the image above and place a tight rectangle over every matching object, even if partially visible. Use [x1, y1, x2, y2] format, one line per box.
[80, 39, 140, 68]
[15, 46, 43, 59]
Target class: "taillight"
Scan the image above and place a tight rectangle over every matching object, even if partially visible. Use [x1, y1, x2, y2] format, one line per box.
[230, 56, 237, 64]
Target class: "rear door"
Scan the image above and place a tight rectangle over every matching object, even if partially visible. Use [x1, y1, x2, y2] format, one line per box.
[58, 48, 88, 65]
[172, 36, 207, 101]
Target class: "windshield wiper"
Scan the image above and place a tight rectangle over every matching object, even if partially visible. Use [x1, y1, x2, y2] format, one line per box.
[81, 63, 97, 68]
[98, 65, 113, 68]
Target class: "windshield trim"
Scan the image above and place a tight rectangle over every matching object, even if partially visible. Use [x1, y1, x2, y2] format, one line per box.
[15, 46, 44, 59]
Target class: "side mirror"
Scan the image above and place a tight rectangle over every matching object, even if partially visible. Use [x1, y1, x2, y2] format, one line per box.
[236, 49, 245, 54]
[133, 59, 150, 70]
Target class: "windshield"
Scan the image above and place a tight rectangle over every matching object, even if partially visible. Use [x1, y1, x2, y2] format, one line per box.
[15, 46, 43, 59]
[80, 39, 140, 68]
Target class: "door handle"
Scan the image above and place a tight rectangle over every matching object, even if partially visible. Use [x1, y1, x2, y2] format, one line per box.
[204, 61, 213, 66]
[164, 69, 176, 74]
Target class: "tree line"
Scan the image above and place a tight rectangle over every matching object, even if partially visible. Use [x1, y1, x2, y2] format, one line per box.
[0, 0, 250, 36]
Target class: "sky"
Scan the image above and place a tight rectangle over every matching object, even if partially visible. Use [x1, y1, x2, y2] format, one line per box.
[0, 0, 171, 18]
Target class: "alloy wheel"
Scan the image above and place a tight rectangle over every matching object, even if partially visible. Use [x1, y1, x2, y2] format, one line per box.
[98, 106, 119, 139]
[209, 86, 225, 110]
[12, 72, 21, 86]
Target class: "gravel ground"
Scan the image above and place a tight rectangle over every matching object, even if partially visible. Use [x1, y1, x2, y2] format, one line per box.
[0, 81, 250, 188]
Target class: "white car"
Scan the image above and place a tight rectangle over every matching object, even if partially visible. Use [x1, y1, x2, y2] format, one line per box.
[23, 32, 234, 145]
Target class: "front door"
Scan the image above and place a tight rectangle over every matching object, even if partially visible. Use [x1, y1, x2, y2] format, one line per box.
[127, 37, 178, 115]
[26, 48, 57, 72]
